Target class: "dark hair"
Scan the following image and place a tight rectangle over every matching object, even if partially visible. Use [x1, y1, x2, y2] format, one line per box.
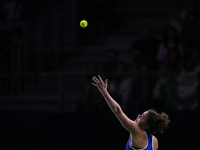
[146, 109, 170, 134]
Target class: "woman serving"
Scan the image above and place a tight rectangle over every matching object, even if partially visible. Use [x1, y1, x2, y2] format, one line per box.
[92, 75, 170, 150]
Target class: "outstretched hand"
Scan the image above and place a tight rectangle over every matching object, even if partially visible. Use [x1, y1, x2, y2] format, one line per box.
[92, 75, 108, 93]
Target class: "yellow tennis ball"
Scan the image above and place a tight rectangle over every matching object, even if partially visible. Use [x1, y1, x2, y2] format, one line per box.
[80, 20, 88, 28]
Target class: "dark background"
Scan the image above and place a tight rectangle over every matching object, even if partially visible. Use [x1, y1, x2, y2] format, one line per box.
[0, 0, 200, 149]
[0, 110, 199, 150]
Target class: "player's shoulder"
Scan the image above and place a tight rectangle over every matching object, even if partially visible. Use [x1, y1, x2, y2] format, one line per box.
[152, 135, 158, 142]
[152, 135, 158, 150]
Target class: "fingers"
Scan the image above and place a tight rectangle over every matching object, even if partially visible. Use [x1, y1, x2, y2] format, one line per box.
[92, 76, 99, 83]
[93, 75, 103, 83]
[92, 76, 100, 88]
[91, 83, 98, 87]
[98, 75, 103, 83]
[92, 75, 107, 85]
[105, 79, 108, 85]
[92, 75, 108, 90]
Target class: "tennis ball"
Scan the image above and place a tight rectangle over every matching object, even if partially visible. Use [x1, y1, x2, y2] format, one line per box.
[80, 20, 88, 28]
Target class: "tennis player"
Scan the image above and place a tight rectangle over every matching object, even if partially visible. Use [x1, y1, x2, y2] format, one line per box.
[92, 75, 170, 150]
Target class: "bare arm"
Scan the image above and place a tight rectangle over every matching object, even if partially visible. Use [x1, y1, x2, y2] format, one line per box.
[92, 75, 120, 115]
[92, 75, 139, 133]
[153, 136, 158, 150]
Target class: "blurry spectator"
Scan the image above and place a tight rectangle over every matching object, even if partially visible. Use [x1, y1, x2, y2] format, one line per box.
[152, 75, 166, 110]
[131, 23, 159, 71]
[126, 46, 141, 71]
[197, 72, 200, 109]
[124, 61, 153, 111]
[183, 44, 200, 69]
[164, 74, 179, 110]
[192, 47, 200, 109]
[181, 12, 200, 46]
[153, 50, 182, 110]
[166, 0, 187, 34]
[159, 50, 182, 73]
[154, 47, 200, 110]
[157, 25, 183, 68]
[192, 48, 200, 72]
[80, 61, 102, 112]
[178, 59, 199, 110]
[120, 55, 141, 111]
[135, 62, 154, 110]
[107, 61, 128, 105]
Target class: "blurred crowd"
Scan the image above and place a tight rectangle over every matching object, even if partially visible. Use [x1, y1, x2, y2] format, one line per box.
[80, 0, 200, 112]
[0, 0, 200, 112]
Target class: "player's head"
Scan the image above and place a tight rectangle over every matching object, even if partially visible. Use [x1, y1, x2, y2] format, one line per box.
[136, 109, 170, 135]
[135, 111, 149, 130]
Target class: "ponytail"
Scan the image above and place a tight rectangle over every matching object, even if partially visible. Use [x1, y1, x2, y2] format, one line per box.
[157, 112, 170, 134]
[146, 109, 170, 134]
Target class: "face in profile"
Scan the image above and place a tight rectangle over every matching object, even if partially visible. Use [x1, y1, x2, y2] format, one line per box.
[135, 111, 149, 130]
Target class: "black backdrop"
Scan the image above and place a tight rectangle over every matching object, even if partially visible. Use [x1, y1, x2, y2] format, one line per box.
[0, 110, 199, 150]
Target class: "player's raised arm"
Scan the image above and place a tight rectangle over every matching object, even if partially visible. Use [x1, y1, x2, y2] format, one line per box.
[92, 75, 139, 133]
[92, 75, 170, 150]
